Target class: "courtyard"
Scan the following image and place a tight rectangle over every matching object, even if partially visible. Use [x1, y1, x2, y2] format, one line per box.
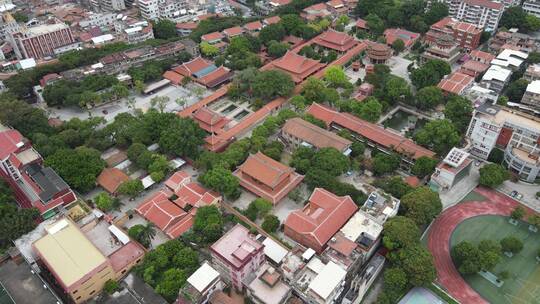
[450, 215, 540, 304]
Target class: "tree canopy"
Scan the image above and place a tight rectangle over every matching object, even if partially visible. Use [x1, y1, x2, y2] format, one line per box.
[400, 186, 442, 226]
[152, 19, 177, 39]
[479, 164, 510, 188]
[414, 119, 460, 155]
[411, 60, 451, 89]
[411, 156, 438, 178]
[199, 167, 240, 199]
[443, 95, 473, 133]
[382, 216, 421, 250]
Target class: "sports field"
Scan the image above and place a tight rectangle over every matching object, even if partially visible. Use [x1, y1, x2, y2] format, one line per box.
[450, 215, 540, 304]
[0, 282, 14, 304]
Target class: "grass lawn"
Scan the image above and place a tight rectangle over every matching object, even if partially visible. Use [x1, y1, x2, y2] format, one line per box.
[450, 215, 540, 304]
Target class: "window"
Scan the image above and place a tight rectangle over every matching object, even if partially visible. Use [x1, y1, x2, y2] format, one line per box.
[76, 296, 81, 300]
[73, 290, 78, 294]
[90, 290, 96, 295]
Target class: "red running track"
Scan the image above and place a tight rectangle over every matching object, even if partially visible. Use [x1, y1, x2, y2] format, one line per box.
[427, 187, 538, 304]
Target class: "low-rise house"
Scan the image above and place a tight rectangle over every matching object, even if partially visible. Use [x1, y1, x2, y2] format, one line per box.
[312, 29, 358, 53]
[470, 49, 496, 64]
[421, 34, 461, 64]
[521, 80, 540, 110]
[301, 3, 332, 21]
[430, 147, 473, 191]
[234, 152, 304, 205]
[284, 188, 358, 253]
[210, 224, 265, 289]
[459, 60, 490, 78]
[172, 57, 233, 88]
[263, 16, 281, 25]
[244, 21, 263, 33]
[201, 32, 224, 44]
[306, 103, 436, 164]
[326, 0, 348, 15]
[244, 262, 292, 304]
[354, 83, 374, 101]
[177, 262, 224, 304]
[490, 49, 528, 71]
[524, 63, 540, 82]
[438, 71, 474, 95]
[383, 28, 420, 49]
[341, 254, 385, 304]
[281, 117, 352, 154]
[96, 167, 129, 195]
[192, 107, 231, 134]
[176, 22, 198, 36]
[425, 17, 482, 50]
[32, 218, 144, 303]
[292, 257, 347, 304]
[262, 51, 325, 84]
[222, 26, 244, 39]
[480, 65, 512, 93]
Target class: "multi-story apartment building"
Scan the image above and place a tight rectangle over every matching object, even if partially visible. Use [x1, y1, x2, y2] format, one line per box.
[523, 0, 540, 18]
[433, 0, 504, 32]
[521, 80, 540, 110]
[466, 103, 540, 182]
[210, 224, 265, 290]
[90, 0, 126, 12]
[480, 64, 512, 93]
[425, 17, 482, 50]
[32, 218, 145, 303]
[0, 124, 77, 217]
[8, 20, 76, 59]
[178, 262, 224, 304]
[138, 0, 189, 20]
[79, 12, 117, 28]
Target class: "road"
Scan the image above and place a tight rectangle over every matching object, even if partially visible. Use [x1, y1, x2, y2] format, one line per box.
[41, 84, 212, 123]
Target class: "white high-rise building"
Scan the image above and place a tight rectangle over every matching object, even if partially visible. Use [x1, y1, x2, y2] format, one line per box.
[432, 0, 504, 32]
[466, 103, 540, 182]
[90, 0, 126, 12]
[523, 0, 540, 18]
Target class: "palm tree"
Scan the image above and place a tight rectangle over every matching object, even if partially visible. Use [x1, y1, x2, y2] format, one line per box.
[139, 223, 156, 248]
[175, 97, 187, 110]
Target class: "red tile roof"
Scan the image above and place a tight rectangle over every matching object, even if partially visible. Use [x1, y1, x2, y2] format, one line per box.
[40, 73, 61, 87]
[174, 182, 220, 208]
[223, 26, 244, 37]
[356, 18, 368, 29]
[282, 117, 352, 152]
[198, 66, 233, 88]
[244, 21, 263, 31]
[136, 189, 185, 232]
[404, 176, 420, 187]
[312, 30, 357, 52]
[201, 31, 224, 42]
[173, 57, 213, 77]
[164, 171, 191, 192]
[108, 241, 145, 273]
[179, 86, 229, 118]
[307, 103, 436, 159]
[163, 70, 184, 86]
[470, 50, 496, 63]
[383, 28, 420, 48]
[264, 51, 325, 83]
[192, 107, 230, 133]
[464, 0, 503, 10]
[326, 0, 345, 8]
[264, 16, 281, 25]
[0, 128, 24, 160]
[285, 188, 358, 253]
[176, 22, 198, 30]
[96, 168, 129, 194]
[459, 60, 489, 77]
[437, 71, 474, 95]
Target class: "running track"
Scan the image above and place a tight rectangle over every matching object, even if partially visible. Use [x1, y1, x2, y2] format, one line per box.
[427, 187, 538, 304]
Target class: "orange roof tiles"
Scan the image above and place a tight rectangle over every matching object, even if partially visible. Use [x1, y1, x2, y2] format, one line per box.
[198, 66, 233, 88]
[307, 103, 436, 159]
[176, 22, 198, 30]
[383, 28, 420, 48]
[201, 31, 224, 42]
[244, 21, 263, 31]
[282, 117, 352, 152]
[192, 107, 230, 133]
[356, 18, 368, 29]
[459, 60, 489, 77]
[264, 16, 281, 25]
[173, 56, 213, 77]
[136, 189, 186, 232]
[179, 86, 229, 118]
[223, 26, 244, 37]
[174, 182, 220, 209]
[163, 70, 184, 86]
[164, 171, 191, 192]
[264, 51, 325, 83]
[96, 168, 129, 194]
[312, 30, 357, 52]
[437, 71, 474, 95]
[285, 188, 358, 253]
[470, 50, 496, 63]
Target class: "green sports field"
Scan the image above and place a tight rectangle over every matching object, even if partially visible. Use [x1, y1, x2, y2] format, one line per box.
[450, 215, 540, 304]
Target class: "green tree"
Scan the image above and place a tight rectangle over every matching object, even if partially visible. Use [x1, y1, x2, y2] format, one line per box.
[391, 39, 405, 54]
[150, 96, 169, 113]
[373, 176, 414, 199]
[391, 245, 436, 286]
[383, 268, 408, 297]
[444, 95, 473, 133]
[311, 147, 350, 176]
[411, 156, 438, 178]
[262, 215, 280, 233]
[259, 24, 286, 45]
[252, 70, 294, 100]
[103, 280, 120, 294]
[199, 167, 240, 199]
[424, 2, 448, 25]
[44, 147, 105, 193]
[411, 60, 451, 89]
[365, 13, 385, 36]
[452, 241, 482, 274]
[267, 40, 289, 58]
[153, 19, 177, 39]
[351, 97, 383, 122]
[301, 77, 327, 104]
[510, 206, 525, 221]
[415, 86, 443, 110]
[128, 223, 156, 248]
[500, 236, 524, 254]
[94, 192, 121, 212]
[156, 268, 187, 302]
[479, 164, 510, 188]
[12, 12, 29, 23]
[324, 65, 348, 88]
[414, 119, 460, 155]
[0, 204, 40, 249]
[505, 79, 529, 102]
[382, 216, 421, 250]
[117, 179, 144, 198]
[383, 76, 412, 105]
[159, 118, 205, 158]
[192, 205, 224, 243]
[372, 153, 400, 176]
[400, 186, 442, 226]
[200, 41, 219, 57]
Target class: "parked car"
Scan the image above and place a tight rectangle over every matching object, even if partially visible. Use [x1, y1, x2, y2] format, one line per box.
[510, 191, 518, 197]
